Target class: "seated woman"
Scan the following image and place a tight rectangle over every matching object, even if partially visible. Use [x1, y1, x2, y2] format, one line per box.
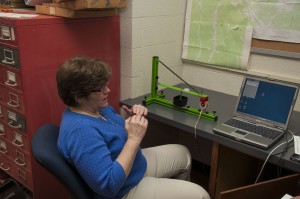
[56, 56, 210, 199]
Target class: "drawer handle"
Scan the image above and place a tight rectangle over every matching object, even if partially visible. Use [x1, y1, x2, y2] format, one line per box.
[7, 101, 19, 108]
[0, 36, 12, 41]
[12, 140, 23, 147]
[2, 59, 15, 65]
[5, 80, 17, 87]
[0, 114, 3, 118]
[14, 158, 26, 166]
[0, 147, 7, 154]
[0, 162, 10, 171]
[8, 121, 22, 129]
[0, 131, 5, 136]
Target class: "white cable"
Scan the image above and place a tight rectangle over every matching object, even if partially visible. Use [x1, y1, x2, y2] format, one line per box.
[194, 109, 203, 139]
[194, 100, 208, 139]
[255, 130, 294, 183]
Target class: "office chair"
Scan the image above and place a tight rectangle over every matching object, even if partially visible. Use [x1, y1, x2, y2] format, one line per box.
[31, 124, 93, 199]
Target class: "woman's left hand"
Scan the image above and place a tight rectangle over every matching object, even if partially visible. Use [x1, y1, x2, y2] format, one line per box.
[122, 104, 148, 116]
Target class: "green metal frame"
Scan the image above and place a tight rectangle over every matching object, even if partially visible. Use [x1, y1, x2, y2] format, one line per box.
[142, 56, 217, 121]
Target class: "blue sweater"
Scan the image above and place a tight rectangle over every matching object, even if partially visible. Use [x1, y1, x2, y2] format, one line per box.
[57, 106, 147, 199]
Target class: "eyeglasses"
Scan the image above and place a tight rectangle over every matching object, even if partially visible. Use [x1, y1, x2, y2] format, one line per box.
[91, 83, 109, 93]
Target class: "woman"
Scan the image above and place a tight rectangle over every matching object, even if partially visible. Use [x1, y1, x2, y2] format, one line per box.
[56, 56, 210, 199]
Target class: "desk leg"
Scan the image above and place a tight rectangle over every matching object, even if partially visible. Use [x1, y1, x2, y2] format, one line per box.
[209, 144, 263, 199]
[209, 142, 219, 199]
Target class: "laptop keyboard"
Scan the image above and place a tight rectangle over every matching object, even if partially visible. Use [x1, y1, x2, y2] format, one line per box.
[225, 119, 282, 140]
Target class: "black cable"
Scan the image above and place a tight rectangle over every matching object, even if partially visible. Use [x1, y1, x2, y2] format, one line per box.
[276, 132, 289, 176]
[273, 144, 293, 156]
[275, 130, 297, 177]
[277, 145, 289, 176]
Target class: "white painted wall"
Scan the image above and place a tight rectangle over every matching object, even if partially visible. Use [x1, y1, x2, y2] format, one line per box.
[119, 0, 300, 111]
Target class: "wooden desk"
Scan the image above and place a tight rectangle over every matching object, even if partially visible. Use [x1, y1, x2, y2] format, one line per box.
[120, 85, 300, 199]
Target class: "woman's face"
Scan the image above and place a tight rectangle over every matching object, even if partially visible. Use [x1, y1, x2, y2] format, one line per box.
[91, 83, 111, 109]
[78, 83, 111, 111]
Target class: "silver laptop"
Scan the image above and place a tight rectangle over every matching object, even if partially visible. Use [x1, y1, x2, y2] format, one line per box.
[213, 75, 299, 149]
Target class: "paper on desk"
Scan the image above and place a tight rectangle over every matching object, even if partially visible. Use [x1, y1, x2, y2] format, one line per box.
[281, 194, 293, 199]
[294, 136, 300, 155]
[0, 13, 38, 18]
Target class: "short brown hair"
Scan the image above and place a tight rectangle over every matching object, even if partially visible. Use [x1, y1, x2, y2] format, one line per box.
[56, 56, 112, 106]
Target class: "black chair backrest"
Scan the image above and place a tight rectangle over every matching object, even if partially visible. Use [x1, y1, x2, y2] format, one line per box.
[31, 124, 93, 199]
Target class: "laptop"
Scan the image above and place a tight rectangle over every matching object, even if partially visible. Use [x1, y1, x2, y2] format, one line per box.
[213, 75, 299, 149]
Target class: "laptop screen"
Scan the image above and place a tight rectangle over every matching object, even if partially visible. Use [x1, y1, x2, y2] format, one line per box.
[236, 76, 299, 127]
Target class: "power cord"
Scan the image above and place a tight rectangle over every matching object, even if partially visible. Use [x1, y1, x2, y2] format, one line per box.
[255, 130, 294, 183]
[194, 107, 208, 175]
[194, 100, 208, 139]
[194, 109, 203, 139]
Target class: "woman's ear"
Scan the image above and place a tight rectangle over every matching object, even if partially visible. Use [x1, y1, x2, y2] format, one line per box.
[74, 96, 83, 104]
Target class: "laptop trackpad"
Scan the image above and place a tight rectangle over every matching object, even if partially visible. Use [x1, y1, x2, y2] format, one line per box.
[234, 130, 247, 136]
[215, 125, 247, 138]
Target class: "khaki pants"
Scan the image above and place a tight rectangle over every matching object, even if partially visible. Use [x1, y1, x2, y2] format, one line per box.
[123, 144, 211, 199]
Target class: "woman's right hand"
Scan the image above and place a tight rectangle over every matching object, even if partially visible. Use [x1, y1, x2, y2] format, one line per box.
[117, 114, 148, 176]
[125, 114, 148, 144]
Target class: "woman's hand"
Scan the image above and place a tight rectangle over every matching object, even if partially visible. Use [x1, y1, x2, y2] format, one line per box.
[125, 114, 148, 144]
[117, 114, 148, 177]
[122, 104, 148, 117]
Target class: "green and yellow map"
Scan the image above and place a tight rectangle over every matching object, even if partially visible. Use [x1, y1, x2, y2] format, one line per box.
[183, 0, 300, 70]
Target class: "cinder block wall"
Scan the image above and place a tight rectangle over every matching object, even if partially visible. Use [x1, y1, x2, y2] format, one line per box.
[119, 0, 186, 100]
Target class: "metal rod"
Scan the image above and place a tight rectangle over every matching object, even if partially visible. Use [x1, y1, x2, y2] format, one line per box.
[158, 83, 206, 97]
[158, 60, 201, 94]
[151, 56, 159, 98]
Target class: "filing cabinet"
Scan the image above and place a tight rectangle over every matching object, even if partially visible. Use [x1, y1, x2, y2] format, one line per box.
[0, 12, 120, 198]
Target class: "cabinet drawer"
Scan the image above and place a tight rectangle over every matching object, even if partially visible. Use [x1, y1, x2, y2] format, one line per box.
[0, 46, 19, 69]
[1, 65, 22, 91]
[0, 25, 17, 45]
[0, 86, 3, 105]
[0, 137, 31, 171]
[0, 86, 3, 103]
[0, 122, 4, 137]
[1, 152, 33, 191]
[6, 109, 26, 133]
[0, 137, 10, 156]
[0, 105, 6, 123]
[0, 121, 31, 153]
[6, 127, 30, 152]
[10, 147, 31, 171]
[11, 148, 31, 171]
[0, 153, 14, 176]
[14, 166, 33, 191]
[2, 86, 25, 114]
[0, 122, 29, 153]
